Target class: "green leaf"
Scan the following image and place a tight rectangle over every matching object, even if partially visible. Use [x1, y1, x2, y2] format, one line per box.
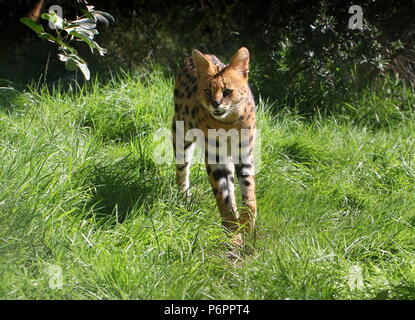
[94, 11, 115, 23]
[75, 60, 90, 80]
[38, 32, 59, 43]
[58, 41, 78, 55]
[68, 30, 96, 51]
[41, 12, 63, 29]
[40, 12, 56, 24]
[19, 17, 45, 35]
[63, 55, 90, 80]
[72, 18, 96, 29]
[93, 41, 107, 56]
[65, 59, 77, 71]
[94, 13, 109, 26]
[71, 56, 90, 80]
[58, 54, 70, 62]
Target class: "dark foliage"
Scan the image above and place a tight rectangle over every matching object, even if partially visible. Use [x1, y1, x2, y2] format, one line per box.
[1, 0, 414, 114]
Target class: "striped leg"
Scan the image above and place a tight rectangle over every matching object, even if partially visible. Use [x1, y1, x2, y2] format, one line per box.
[206, 160, 240, 237]
[235, 161, 257, 231]
[172, 119, 194, 195]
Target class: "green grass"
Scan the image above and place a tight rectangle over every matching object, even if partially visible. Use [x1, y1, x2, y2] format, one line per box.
[1, 68, 415, 300]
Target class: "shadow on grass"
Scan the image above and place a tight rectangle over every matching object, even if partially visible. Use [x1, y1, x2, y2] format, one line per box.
[0, 85, 23, 113]
[373, 285, 415, 300]
[278, 140, 334, 167]
[81, 154, 165, 226]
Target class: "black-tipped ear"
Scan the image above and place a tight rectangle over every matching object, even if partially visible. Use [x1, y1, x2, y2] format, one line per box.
[192, 49, 215, 76]
[229, 47, 250, 78]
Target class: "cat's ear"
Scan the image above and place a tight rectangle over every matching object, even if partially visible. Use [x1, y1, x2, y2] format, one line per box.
[192, 49, 215, 76]
[229, 47, 249, 78]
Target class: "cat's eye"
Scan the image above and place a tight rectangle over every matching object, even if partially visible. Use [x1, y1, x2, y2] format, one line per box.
[204, 89, 211, 97]
[223, 89, 233, 97]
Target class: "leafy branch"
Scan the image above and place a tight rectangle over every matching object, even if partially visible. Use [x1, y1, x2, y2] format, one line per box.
[20, 1, 114, 80]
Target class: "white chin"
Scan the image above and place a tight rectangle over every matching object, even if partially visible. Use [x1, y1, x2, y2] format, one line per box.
[212, 111, 229, 119]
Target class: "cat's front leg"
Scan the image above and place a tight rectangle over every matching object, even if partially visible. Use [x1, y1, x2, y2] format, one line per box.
[205, 160, 241, 240]
[235, 161, 257, 232]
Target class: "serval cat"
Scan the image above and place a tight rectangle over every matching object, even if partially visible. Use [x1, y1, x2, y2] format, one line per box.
[172, 47, 257, 246]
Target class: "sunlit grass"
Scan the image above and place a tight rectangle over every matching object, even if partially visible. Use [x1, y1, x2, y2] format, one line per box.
[1, 70, 415, 299]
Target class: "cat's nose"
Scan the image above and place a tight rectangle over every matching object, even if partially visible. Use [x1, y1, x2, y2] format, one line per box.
[212, 100, 221, 109]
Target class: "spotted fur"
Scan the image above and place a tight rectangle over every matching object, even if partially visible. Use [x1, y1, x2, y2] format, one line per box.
[172, 47, 257, 244]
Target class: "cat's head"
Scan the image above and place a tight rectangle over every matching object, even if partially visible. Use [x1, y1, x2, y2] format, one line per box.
[192, 47, 250, 121]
